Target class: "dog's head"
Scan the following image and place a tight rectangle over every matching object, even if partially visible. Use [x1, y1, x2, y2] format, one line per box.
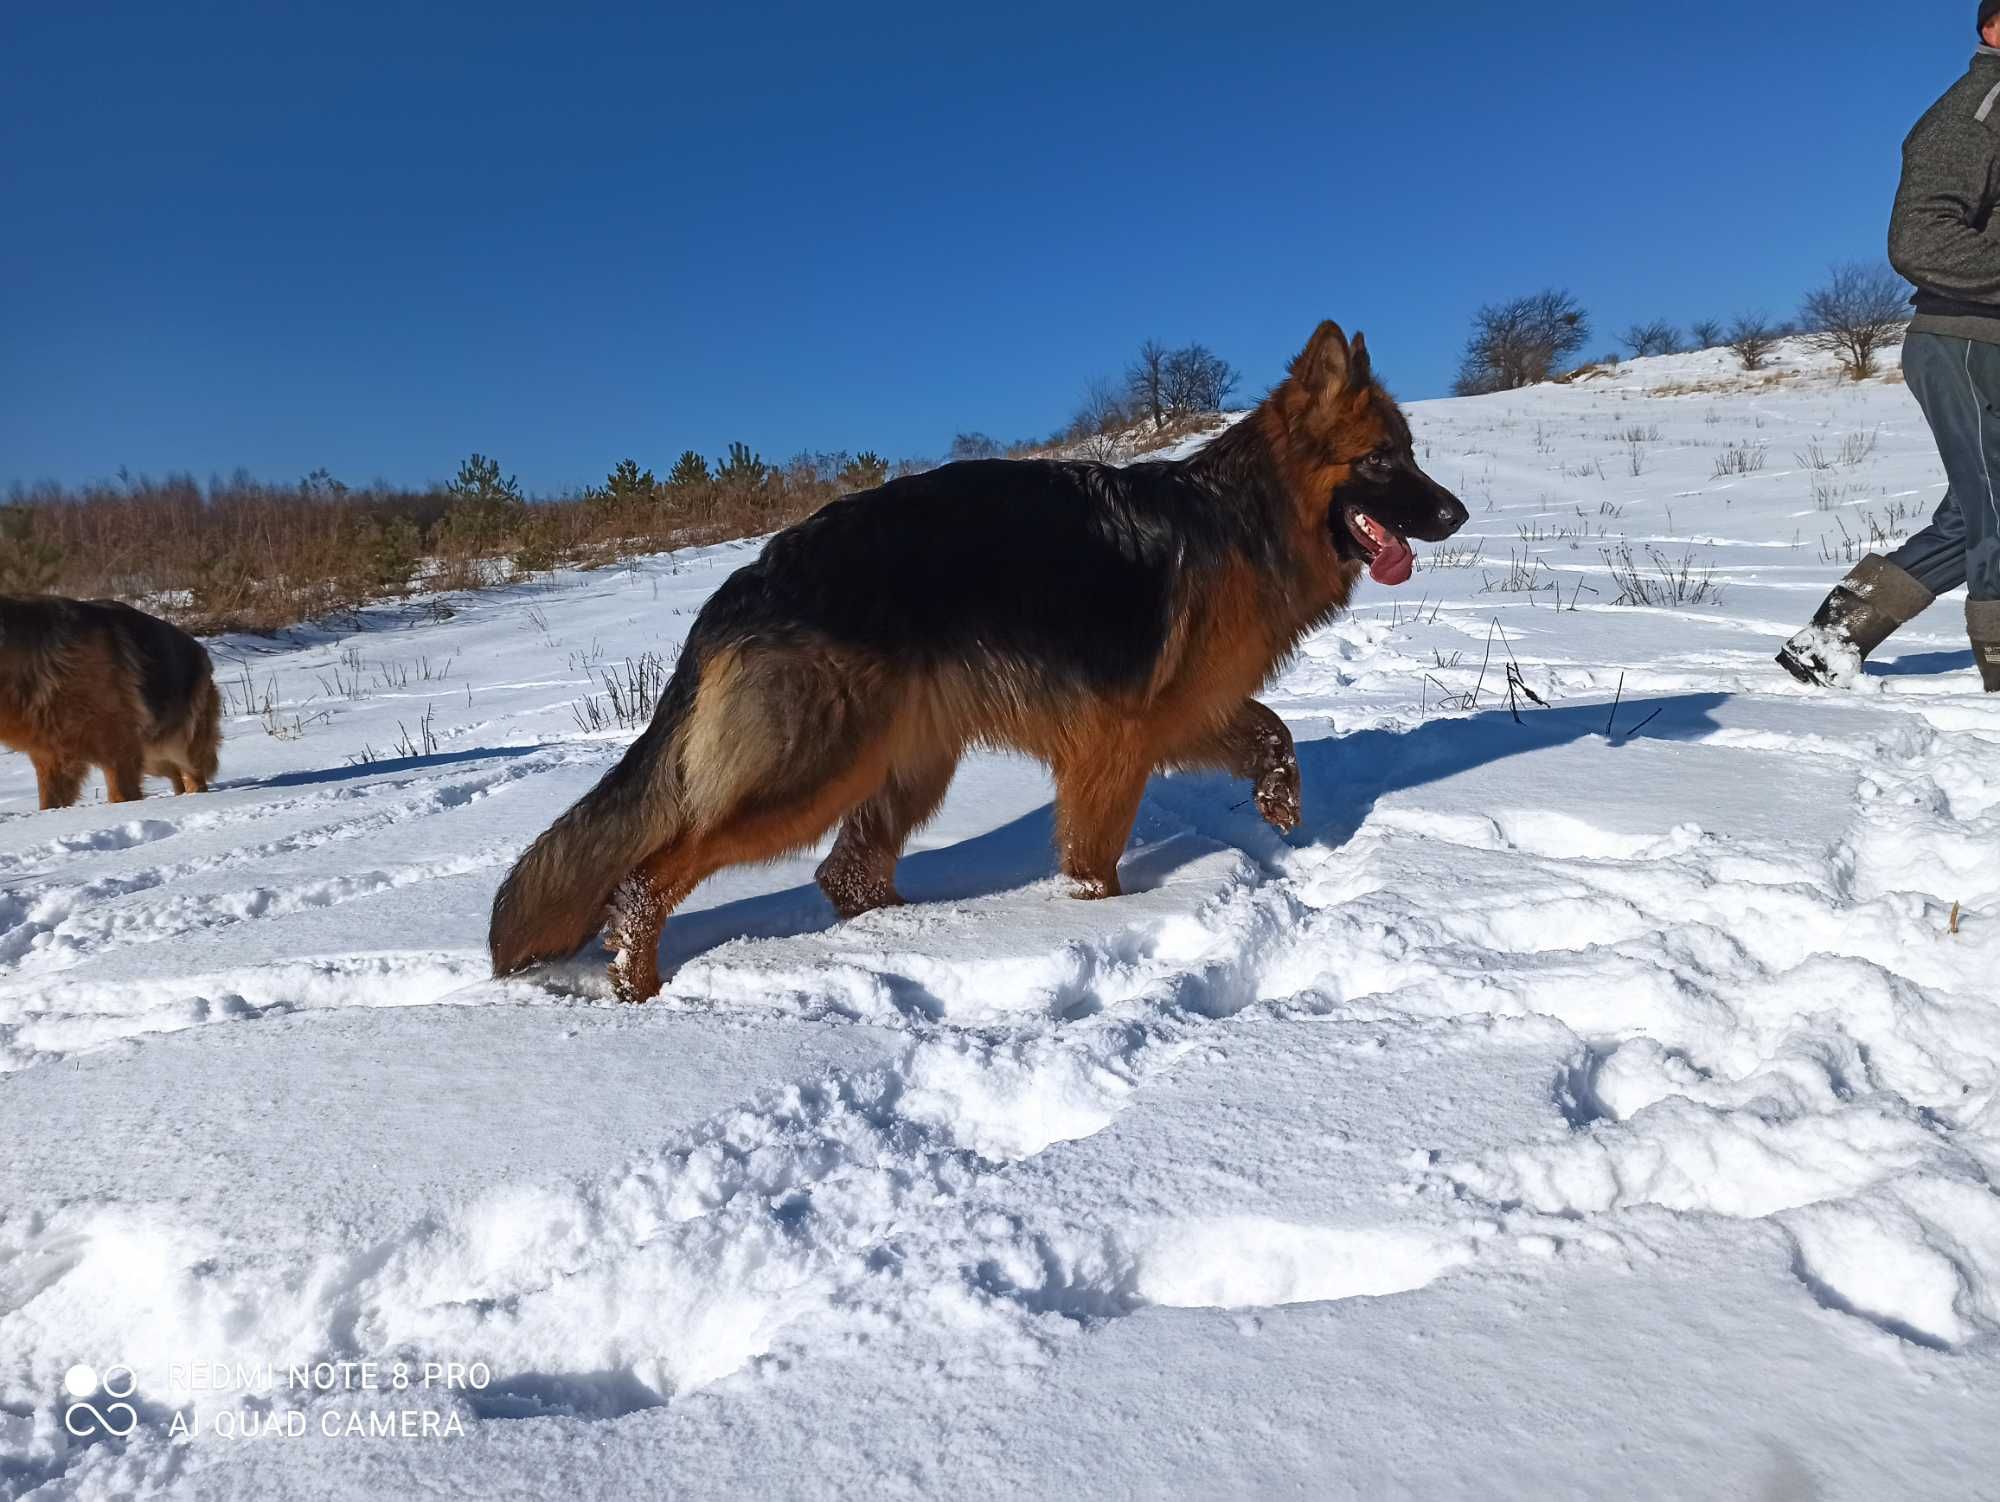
[1267, 321, 1468, 585]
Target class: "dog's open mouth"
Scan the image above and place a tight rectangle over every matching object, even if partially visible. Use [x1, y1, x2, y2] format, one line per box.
[1343, 507, 1414, 586]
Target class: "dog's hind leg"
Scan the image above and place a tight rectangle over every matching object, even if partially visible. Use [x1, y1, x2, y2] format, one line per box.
[606, 746, 899, 1002]
[166, 745, 209, 794]
[1052, 733, 1151, 900]
[605, 844, 717, 1005]
[147, 748, 202, 795]
[1167, 698, 1301, 833]
[99, 736, 147, 803]
[815, 749, 959, 919]
[32, 756, 85, 811]
[601, 647, 908, 1002]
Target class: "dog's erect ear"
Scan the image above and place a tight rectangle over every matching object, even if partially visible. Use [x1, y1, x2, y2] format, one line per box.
[1348, 331, 1373, 389]
[1291, 320, 1368, 394]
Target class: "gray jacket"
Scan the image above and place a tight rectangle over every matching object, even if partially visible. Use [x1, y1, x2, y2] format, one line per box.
[1892, 48, 2000, 342]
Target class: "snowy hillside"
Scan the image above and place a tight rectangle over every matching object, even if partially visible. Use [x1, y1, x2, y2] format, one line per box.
[5, 337, 2000, 1499]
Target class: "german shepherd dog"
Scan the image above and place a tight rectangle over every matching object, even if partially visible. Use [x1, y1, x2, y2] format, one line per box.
[0, 596, 222, 809]
[491, 322, 1467, 1000]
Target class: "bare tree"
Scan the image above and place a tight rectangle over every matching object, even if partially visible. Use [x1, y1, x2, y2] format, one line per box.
[1124, 340, 1239, 428]
[948, 433, 1003, 462]
[1727, 313, 1779, 372]
[1126, 339, 1170, 430]
[1689, 318, 1724, 349]
[1620, 320, 1684, 358]
[1070, 377, 1131, 441]
[1162, 344, 1239, 415]
[1453, 289, 1592, 395]
[1799, 262, 1911, 380]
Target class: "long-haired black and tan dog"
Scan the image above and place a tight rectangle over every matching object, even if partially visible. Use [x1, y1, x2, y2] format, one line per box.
[0, 596, 222, 809]
[492, 322, 1467, 1000]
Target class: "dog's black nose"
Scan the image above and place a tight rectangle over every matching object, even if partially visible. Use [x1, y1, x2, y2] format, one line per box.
[1439, 498, 1469, 534]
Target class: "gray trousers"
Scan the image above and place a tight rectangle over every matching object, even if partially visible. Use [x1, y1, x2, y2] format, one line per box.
[1888, 330, 2000, 601]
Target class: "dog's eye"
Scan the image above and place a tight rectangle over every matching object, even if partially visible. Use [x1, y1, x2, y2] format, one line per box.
[1355, 453, 1394, 478]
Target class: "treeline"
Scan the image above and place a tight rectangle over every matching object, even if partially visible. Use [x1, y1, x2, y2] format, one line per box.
[1453, 261, 1913, 394]
[0, 444, 933, 634]
[0, 330, 1247, 636]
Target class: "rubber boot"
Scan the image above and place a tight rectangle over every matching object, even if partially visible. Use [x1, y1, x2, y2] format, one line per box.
[1777, 554, 1936, 689]
[1969, 600, 2000, 692]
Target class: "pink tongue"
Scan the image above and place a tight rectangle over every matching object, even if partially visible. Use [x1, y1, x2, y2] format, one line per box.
[1369, 536, 1414, 586]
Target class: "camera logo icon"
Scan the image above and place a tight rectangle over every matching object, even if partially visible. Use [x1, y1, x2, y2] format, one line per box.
[63, 1364, 138, 1438]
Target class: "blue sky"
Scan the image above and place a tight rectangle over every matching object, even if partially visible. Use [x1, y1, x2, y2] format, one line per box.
[0, 1, 1975, 493]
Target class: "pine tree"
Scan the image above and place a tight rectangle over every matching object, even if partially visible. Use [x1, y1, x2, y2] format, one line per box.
[440, 453, 525, 555]
[0, 508, 64, 594]
[667, 450, 710, 489]
[446, 453, 522, 507]
[837, 451, 889, 492]
[715, 442, 769, 492]
[605, 458, 656, 500]
[370, 516, 423, 591]
[299, 467, 348, 500]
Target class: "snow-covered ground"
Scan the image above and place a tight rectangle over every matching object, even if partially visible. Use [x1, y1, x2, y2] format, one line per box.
[5, 339, 2000, 1499]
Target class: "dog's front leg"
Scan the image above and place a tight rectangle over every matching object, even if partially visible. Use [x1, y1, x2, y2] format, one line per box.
[1053, 753, 1151, 900]
[31, 756, 84, 811]
[1172, 699, 1301, 833]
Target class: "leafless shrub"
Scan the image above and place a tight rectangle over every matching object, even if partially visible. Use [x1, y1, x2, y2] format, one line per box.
[1423, 539, 1487, 570]
[1799, 262, 1910, 380]
[1481, 550, 1553, 592]
[1810, 473, 1855, 511]
[1069, 378, 1132, 444]
[1712, 442, 1767, 477]
[393, 702, 440, 759]
[1819, 503, 1913, 563]
[1727, 313, 1780, 372]
[1839, 428, 1880, 466]
[1453, 289, 1592, 395]
[1603, 543, 1724, 607]
[571, 651, 675, 734]
[1620, 320, 1683, 358]
[948, 433, 1003, 461]
[1689, 318, 1724, 348]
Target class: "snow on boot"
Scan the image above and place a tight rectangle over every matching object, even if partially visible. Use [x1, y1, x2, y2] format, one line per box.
[1969, 600, 2000, 692]
[1777, 554, 1936, 688]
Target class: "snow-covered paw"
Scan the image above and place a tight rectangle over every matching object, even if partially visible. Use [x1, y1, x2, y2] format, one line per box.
[1254, 756, 1302, 834]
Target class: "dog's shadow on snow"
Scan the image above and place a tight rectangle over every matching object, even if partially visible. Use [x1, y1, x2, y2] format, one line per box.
[239, 743, 542, 792]
[661, 800, 1065, 971]
[657, 691, 1731, 977]
[1283, 690, 1731, 850]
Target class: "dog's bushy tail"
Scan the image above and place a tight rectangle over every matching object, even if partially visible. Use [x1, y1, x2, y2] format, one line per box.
[186, 667, 223, 785]
[488, 658, 698, 978]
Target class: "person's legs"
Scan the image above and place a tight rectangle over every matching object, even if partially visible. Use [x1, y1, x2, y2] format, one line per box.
[1927, 337, 2000, 687]
[1779, 332, 1988, 686]
[1883, 487, 1968, 597]
[1897, 331, 2000, 588]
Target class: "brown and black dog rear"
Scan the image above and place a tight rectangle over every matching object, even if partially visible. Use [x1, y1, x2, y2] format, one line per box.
[0, 596, 222, 809]
[490, 321, 1468, 1000]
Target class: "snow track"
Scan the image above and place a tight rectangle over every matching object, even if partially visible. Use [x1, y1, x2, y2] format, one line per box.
[5, 346, 2000, 1497]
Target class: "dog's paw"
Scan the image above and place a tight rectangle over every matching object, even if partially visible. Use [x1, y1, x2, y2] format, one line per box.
[1254, 757, 1302, 834]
